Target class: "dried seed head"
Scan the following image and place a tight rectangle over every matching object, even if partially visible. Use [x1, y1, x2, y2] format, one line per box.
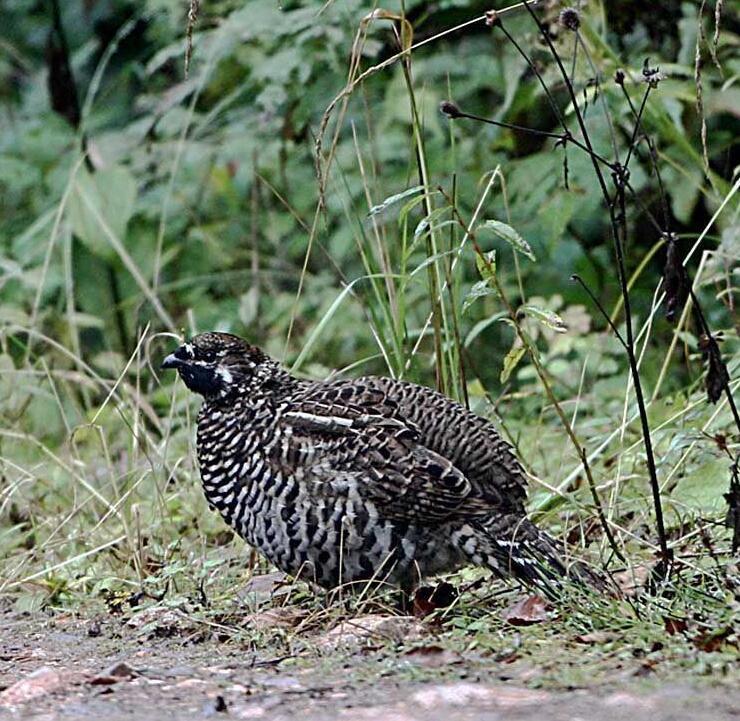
[663, 234, 688, 324]
[559, 7, 581, 31]
[485, 10, 501, 27]
[439, 101, 462, 119]
[700, 333, 729, 404]
[614, 69, 626, 86]
[642, 58, 666, 88]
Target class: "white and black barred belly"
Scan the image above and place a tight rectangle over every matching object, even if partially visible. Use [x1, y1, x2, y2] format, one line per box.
[196, 399, 463, 589]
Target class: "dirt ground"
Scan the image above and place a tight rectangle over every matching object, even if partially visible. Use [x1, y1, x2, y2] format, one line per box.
[1, 605, 738, 721]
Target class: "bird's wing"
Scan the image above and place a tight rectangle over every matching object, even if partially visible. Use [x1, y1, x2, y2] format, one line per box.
[356, 377, 528, 512]
[273, 381, 480, 524]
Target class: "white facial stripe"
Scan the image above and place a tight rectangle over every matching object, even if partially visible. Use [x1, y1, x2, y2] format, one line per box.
[183, 342, 195, 358]
[216, 367, 234, 384]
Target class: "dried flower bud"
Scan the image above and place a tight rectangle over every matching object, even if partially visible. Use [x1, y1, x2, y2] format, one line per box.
[663, 235, 688, 323]
[439, 101, 462, 119]
[485, 10, 500, 27]
[614, 69, 626, 86]
[725, 464, 740, 553]
[559, 7, 581, 31]
[642, 58, 666, 88]
[700, 333, 729, 404]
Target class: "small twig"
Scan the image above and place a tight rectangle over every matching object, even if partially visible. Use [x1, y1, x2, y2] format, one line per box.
[441, 104, 615, 170]
[574, 31, 620, 162]
[622, 85, 651, 171]
[570, 275, 627, 349]
[495, 19, 568, 130]
[617, 79, 670, 230]
[689, 286, 740, 433]
[185, 0, 200, 78]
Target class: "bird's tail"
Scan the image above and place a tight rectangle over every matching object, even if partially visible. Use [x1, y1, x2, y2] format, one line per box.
[460, 515, 605, 597]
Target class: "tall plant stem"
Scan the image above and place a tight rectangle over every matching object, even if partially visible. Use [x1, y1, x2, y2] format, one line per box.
[520, 1, 671, 565]
[441, 190, 624, 563]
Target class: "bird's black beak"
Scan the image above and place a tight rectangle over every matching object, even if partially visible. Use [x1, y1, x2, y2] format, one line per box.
[161, 352, 184, 370]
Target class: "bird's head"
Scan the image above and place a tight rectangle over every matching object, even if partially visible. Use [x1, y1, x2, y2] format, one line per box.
[161, 332, 269, 399]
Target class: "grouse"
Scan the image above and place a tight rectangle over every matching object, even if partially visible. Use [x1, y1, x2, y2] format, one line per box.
[162, 332, 598, 597]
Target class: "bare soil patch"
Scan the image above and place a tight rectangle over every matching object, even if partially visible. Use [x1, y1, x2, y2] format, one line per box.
[1, 606, 737, 721]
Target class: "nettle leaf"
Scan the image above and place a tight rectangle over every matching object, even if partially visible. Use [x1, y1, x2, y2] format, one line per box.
[479, 219, 536, 261]
[475, 249, 496, 282]
[68, 165, 137, 261]
[500, 342, 526, 383]
[519, 305, 568, 332]
[462, 279, 498, 314]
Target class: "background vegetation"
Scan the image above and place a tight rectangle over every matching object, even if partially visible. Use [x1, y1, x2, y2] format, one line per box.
[0, 0, 737, 676]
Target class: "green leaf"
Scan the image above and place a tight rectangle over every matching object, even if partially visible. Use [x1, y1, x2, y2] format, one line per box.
[500, 342, 526, 383]
[519, 304, 567, 332]
[68, 166, 137, 261]
[479, 219, 536, 261]
[475, 249, 497, 282]
[462, 279, 498, 314]
[500, 319, 540, 362]
[670, 459, 728, 514]
[413, 209, 452, 242]
[368, 185, 425, 217]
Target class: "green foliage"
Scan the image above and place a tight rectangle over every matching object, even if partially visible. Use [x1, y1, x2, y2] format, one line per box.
[0, 0, 737, 632]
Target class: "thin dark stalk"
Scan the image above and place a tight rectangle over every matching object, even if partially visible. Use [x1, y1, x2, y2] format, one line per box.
[575, 32, 620, 162]
[617, 78, 740, 437]
[497, 21, 567, 129]
[618, 83, 670, 230]
[521, 1, 611, 200]
[622, 85, 651, 171]
[452, 109, 615, 170]
[440, 188, 625, 564]
[570, 274, 627, 349]
[689, 287, 740, 434]
[615, 181, 670, 564]
[569, 31, 578, 91]
[522, 0, 671, 566]
[623, 178, 664, 234]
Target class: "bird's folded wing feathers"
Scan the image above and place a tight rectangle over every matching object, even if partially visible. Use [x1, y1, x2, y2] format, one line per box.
[359, 377, 528, 511]
[276, 386, 477, 524]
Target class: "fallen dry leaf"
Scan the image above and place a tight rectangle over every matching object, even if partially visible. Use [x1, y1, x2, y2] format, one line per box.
[412, 583, 458, 618]
[319, 614, 423, 648]
[0, 666, 67, 706]
[89, 661, 137, 685]
[575, 631, 620, 644]
[240, 571, 289, 597]
[502, 595, 553, 626]
[613, 565, 650, 597]
[693, 625, 735, 652]
[402, 645, 462, 668]
[245, 607, 307, 630]
[663, 616, 688, 635]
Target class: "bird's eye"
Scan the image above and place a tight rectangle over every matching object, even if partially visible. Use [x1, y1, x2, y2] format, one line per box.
[199, 350, 217, 363]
